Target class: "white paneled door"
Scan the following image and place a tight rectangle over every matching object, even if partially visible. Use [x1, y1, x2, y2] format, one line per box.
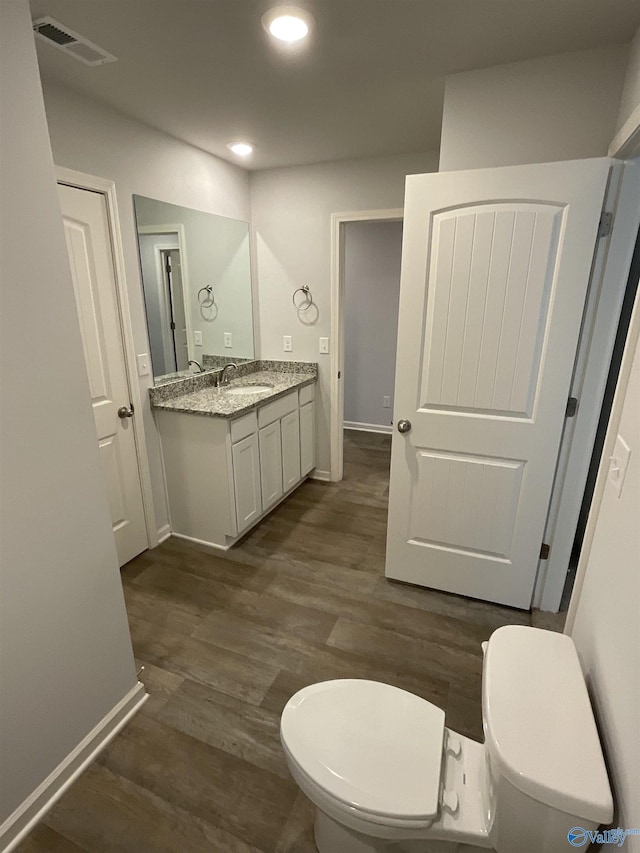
[58, 184, 148, 566]
[386, 159, 610, 609]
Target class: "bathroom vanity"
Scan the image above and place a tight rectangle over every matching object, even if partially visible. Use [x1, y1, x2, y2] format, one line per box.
[151, 361, 317, 549]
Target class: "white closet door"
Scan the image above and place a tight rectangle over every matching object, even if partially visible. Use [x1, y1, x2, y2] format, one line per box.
[58, 184, 148, 566]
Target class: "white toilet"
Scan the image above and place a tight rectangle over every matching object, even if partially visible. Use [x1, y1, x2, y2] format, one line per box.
[280, 625, 613, 853]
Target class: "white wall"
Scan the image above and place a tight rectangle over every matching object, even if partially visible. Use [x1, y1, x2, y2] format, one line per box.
[0, 0, 138, 832]
[41, 81, 252, 535]
[440, 45, 628, 171]
[613, 26, 640, 151]
[568, 294, 640, 847]
[250, 151, 438, 475]
[343, 220, 403, 429]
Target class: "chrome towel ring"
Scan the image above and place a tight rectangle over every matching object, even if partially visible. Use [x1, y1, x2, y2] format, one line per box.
[293, 285, 313, 311]
[198, 285, 216, 308]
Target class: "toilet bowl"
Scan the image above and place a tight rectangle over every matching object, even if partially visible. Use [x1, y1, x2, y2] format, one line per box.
[280, 626, 613, 853]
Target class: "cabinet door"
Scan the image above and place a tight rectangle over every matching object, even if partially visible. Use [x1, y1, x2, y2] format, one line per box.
[281, 410, 301, 491]
[259, 421, 283, 511]
[232, 433, 262, 534]
[299, 402, 315, 476]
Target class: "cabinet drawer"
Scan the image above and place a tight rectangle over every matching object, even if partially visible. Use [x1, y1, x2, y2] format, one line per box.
[298, 383, 315, 406]
[258, 390, 297, 428]
[230, 411, 257, 444]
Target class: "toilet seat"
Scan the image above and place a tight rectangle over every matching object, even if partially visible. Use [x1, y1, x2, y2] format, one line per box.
[280, 679, 446, 823]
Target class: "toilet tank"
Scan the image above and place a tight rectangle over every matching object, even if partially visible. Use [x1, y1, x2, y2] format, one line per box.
[480, 626, 613, 853]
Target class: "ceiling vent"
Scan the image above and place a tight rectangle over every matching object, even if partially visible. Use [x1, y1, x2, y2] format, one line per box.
[32, 17, 117, 66]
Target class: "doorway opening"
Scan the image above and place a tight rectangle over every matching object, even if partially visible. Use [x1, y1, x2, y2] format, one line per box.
[340, 218, 403, 500]
[330, 208, 403, 485]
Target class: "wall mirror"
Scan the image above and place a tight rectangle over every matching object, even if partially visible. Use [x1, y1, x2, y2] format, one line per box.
[133, 195, 254, 383]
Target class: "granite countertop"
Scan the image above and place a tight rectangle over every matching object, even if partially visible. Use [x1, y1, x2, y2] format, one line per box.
[151, 369, 316, 419]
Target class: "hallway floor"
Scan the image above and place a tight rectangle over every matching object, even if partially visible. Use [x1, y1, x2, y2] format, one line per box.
[19, 429, 564, 853]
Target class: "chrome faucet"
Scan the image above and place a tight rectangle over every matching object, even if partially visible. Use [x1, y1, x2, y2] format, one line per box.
[219, 362, 238, 386]
[188, 360, 203, 373]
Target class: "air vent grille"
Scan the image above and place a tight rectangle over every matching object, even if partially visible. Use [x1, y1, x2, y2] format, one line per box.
[35, 22, 75, 45]
[32, 17, 117, 66]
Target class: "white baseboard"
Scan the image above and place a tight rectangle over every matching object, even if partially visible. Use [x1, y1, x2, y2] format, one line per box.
[310, 469, 331, 482]
[344, 421, 393, 435]
[170, 531, 231, 551]
[1, 682, 147, 852]
[156, 524, 171, 544]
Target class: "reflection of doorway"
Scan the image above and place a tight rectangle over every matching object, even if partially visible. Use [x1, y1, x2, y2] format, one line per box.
[138, 233, 187, 376]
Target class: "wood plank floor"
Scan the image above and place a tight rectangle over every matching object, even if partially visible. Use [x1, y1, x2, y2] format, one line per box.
[19, 430, 564, 853]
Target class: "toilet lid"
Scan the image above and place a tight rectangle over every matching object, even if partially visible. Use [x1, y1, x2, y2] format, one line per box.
[281, 679, 445, 820]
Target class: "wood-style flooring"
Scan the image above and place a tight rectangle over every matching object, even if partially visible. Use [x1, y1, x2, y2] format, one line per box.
[19, 430, 564, 853]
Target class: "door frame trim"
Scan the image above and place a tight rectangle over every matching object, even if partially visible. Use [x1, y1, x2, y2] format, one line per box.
[534, 160, 640, 611]
[56, 166, 157, 551]
[330, 208, 403, 482]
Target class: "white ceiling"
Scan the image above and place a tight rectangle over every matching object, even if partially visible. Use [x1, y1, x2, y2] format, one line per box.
[29, 0, 640, 171]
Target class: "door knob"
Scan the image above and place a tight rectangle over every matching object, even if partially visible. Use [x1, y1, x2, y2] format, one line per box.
[118, 404, 134, 419]
[397, 419, 411, 434]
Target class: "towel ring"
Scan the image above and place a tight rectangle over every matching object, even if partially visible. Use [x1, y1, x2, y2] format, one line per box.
[293, 285, 313, 311]
[198, 285, 216, 308]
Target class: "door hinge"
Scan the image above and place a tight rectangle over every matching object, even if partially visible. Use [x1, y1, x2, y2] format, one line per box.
[165, 257, 172, 273]
[597, 211, 613, 239]
[170, 321, 176, 330]
[539, 543, 550, 560]
[565, 396, 578, 418]
[338, 370, 341, 379]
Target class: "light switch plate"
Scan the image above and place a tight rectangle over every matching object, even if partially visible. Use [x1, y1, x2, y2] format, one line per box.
[319, 337, 329, 354]
[137, 353, 150, 377]
[383, 396, 391, 408]
[224, 332, 233, 348]
[283, 335, 293, 352]
[609, 434, 631, 498]
[194, 330, 203, 347]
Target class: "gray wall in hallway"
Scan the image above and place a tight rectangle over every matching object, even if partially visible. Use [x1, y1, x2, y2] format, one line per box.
[344, 220, 403, 429]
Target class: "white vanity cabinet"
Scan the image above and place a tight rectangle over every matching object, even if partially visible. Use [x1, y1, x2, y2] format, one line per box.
[258, 420, 283, 511]
[299, 383, 315, 477]
[157, 382, 315, 549]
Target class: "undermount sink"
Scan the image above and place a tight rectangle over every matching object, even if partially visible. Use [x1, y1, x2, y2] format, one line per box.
[225, 384, 274, 395]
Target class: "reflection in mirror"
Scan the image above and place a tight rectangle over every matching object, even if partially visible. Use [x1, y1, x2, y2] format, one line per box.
[133, 195, 254, 383]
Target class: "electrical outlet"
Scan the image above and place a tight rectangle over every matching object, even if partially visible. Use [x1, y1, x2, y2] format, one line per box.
[224, 332, 233, 348]
[383, 396, 391, 408]
[194, 330, 203, 347]
[283, 335, 293, 352]
[319, 337, 329, 354]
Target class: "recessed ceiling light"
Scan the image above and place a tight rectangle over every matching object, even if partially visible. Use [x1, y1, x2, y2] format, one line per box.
[262, 6, 314, 43]
[227, 142, 254, 156]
